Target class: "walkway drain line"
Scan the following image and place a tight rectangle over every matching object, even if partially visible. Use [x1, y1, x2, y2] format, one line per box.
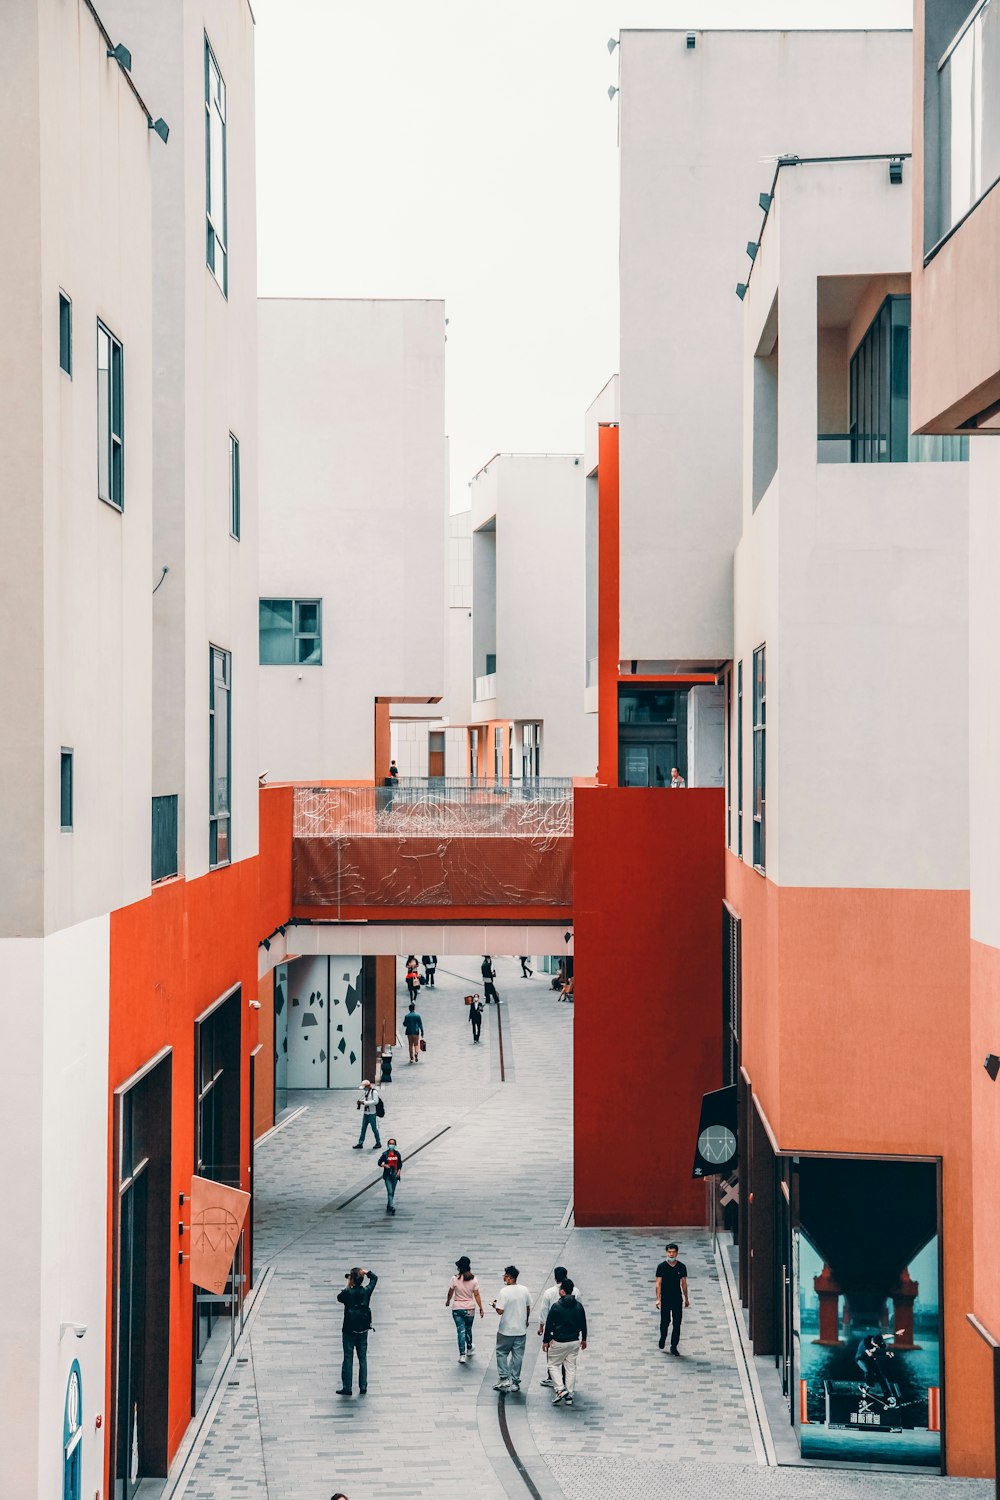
[497, 1000, 507, 1081]
[497, 1393, 545, 1500]
[333, 1126, 451, 1209]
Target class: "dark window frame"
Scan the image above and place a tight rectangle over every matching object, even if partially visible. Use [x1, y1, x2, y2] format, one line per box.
[258, 598, 323, 666]
[209, 645, 231, 868]
[59, 291, 72, 377]
[60, 747, 74, 832]
[752, 645, 766, 873]
[229, 432, 240, 540]
[97, 320, 124, 510]
[205, 35, 228, 297]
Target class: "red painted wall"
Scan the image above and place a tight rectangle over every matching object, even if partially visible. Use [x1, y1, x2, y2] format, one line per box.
[106, 855, 263, 1475]
[573, 785, 724, 1225]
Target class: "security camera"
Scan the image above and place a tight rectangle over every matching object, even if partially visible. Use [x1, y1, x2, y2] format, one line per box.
[249, 1000, 262, 1010]
[60, 1322, 87, 1339]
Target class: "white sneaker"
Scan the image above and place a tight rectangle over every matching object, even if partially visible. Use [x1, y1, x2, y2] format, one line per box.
[458, 1354, 466, 1364]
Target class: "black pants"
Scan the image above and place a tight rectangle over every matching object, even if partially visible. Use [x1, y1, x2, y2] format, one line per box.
[660, 1302, 682, 1350]
[519, 958, 531, 977]
[484, 982, 499, 1005]
[425, 968, 435, 985]
[342, 1330, 369, 1391]
[471, 1013, 482, 1041]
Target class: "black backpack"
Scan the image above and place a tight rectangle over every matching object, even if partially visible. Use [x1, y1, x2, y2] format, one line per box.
[344, 1292, 372, 1333]
[375, 1095, 386, 1118]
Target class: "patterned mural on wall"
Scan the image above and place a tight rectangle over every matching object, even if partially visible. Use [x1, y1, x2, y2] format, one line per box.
[286, 955, 363, 1089]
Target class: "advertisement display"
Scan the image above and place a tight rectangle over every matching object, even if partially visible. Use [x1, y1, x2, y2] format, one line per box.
[793, 1157, 941, 1469]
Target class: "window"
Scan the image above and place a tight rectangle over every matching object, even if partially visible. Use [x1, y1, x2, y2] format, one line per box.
[849, 296, 967, 464]
[205, 37, 228, 295]
[722, 904, 742, 1088]
[63, 1361, 82, 1500]
[752, 646, 766, 872]
[937, 1, 1000, 243]
[151, 794, 179, 882]
[209, 646, 231, 867]
[60, 748, 73, 832]
[725, 669, 732, 848]
[737, 661, 743, 859]
[259, 599, 322, 664]
[59, 292, 72, 376]
[97, 322, 124, 509]
[229, 433, 240, 539]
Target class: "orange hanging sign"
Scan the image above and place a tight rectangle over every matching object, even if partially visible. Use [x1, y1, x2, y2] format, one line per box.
[189, 1175, 250, 1295]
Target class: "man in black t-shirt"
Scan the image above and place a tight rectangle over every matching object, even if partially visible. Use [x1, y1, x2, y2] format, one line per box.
[655, 1243, 689, 1354]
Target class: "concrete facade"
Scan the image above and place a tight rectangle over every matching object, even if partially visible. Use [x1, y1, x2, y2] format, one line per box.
[258, 299, 447, 782]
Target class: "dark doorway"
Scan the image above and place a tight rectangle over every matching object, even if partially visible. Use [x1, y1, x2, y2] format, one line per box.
[111, 1050, 172, 1500]
[428, 731, 445, 779]
[618, 686, 688, 786]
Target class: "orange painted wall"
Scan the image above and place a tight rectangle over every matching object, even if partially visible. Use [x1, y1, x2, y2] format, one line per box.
[574, 786, 724, 1226]
[597, 423, 619, 787]
[259, 784, 293, 934]
[106, 857, 263, 1470]
[374, 701, 391, 782]
[726, 852, 992, 1476]
[970, 940, 1000, 1345]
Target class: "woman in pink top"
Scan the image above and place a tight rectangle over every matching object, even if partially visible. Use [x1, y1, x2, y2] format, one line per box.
[445, 1255, 484, 1363]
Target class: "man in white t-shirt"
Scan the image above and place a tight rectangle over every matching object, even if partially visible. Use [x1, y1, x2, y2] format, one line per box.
[492, 1264, 532, 1393]
[536, 1266, 584, 1386]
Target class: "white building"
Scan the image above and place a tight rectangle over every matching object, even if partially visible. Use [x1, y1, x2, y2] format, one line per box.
[468, 453, 597, 779]
[258, 299, 447, 783]
[0, 5, 155, 1497]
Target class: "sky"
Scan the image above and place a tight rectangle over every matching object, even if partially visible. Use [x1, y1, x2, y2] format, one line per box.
[253, 1, 913, 511]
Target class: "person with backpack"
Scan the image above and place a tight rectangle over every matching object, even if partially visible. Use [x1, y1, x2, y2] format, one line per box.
[481, 956, 500, 1005]
[353, 1079, 383, 1149]
[543, 1278, 588, 1405]
[402, 1000, 424, 1063]
[445, 1255, 484, 1362]
[405, 956, 421, 1003]
[468, 994, 484, 1043]
[336, 1267, 378, 1395]
[377, 1138, 403, 1215]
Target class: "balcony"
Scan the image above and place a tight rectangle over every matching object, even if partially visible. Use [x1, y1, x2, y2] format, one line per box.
[474, 671, 497, 702]
[292, 781, 572, 911]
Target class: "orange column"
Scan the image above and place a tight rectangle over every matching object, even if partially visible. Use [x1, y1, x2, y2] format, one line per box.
[597, 423, 620, 786]
[374, 700, 391, 782]
[375, 955, 397, 1055]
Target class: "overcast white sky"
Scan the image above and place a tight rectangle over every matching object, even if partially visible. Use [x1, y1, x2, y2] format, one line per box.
[254, 1, 913, 511]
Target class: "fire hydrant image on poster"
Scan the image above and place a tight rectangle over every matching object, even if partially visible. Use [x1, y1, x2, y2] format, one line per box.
[793, 1157, 941, 1469]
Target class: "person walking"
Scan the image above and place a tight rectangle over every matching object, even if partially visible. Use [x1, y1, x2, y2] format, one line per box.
[422, 954, 438, 987]
[655, 1242, 690, 1353]
[405, 956, 421, 1004]
[518, 956, 532, 978]
[543, 1278, 588, 1406]
[468, 994, 484, 1043]
[492, 1265, 531, 1393]
[481, 956, 500, 1006]
[377, 1138, 402, 1215]
[353, 1080, 382, 1149]
[445, 1255, 484, 1363]
[402, 1000, 424, 1063]
[536, 1267, 584, 1386]
[336, 1267, 377, 1395]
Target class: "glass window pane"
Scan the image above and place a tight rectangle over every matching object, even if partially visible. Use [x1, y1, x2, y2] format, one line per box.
[59, 294, 72, 375]
[97, 327, 110, 500]
[295, 601, 319, 635]
[296, 635, 321, 665]
[259, 600, 294, 664]
[111, 339, 123, 439]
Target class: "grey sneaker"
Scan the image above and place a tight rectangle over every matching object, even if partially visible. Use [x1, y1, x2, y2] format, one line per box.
[540, 1377, 553, 1387]
[564, 1394, 574, 1406]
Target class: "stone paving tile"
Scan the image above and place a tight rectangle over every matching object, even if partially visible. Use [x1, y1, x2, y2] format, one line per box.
[544, 1457, 992, 1500]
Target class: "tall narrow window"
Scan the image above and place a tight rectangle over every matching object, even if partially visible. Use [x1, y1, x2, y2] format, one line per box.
[60, 748, 74, 831]
[736, 662, 743, 859]
[229, 433, 240, 539]
[209, 646, 231, 867]
[59, 292, 72, 376]
[752, 645, 766, 872]
[205, 37, 228, 296]
[97, 322, 124, 509]
[725, 669, 732, 849]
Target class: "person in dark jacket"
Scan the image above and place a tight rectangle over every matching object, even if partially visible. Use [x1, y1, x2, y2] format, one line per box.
[542, 1278, 588, 1405]
[481, 956, 500, 1005]
[468, 994, 484, 1043]
[403, 1001, 424, 1063]
[422, 954, 437, 986]
[377, 1139, 403, 1215]
[337, 1267, 378, 1395]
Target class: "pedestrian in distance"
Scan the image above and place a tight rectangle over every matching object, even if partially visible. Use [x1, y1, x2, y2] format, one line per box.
[389, 760, 399, 780]
[492, 1264, 532, 1394]
[519, 955, 532, 977]
[353, 1079, 383, 1150]
[669, 765, 686, 788]
[422, 953, 438, 986]
[468, 993, 484, 1043]
[405, 956, 421, 1003]
[543, 1278, 588, 1406]
[377, 1138, 402, 1215]
[403, 1000, 424, 1063]
[536, 1266, 584, 1386]
[656, 1242, 690, 1354]
[445, 1254, 484, 1362]
[481, 955, 501, 1006]
[337, 1267, 377, 1395]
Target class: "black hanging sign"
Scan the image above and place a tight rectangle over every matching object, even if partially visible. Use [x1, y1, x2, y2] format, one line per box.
[691, 1084, 738, 1179]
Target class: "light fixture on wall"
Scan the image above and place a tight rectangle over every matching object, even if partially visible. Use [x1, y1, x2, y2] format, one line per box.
[608, 84, 619, 101]
[746, 241, 758, 261]
[685, 31, 697, 48]
[607, 36, 619, 54]
[985, 1053, 1000, 1082]
[758, 192, 772, 212]
[888, 157, 903, 186]
[107, 42, 132, 70]
[735, 283, 747, 301]
[149, 117, 170, 144]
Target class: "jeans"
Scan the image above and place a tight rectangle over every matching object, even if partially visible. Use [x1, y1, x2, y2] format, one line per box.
[341, 1329, 368, 1392]
[546, 1339, 580, 1393]
[452, 1308, 475, 1353]
[358, 1112, 382, 1148]
[496, 1333, 526, 1385]
[660, 1302, 682, 1349]
[384, 1173, 397, 1209]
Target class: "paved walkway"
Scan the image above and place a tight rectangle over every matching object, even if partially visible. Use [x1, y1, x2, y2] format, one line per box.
[180, 957, 992, 1500]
